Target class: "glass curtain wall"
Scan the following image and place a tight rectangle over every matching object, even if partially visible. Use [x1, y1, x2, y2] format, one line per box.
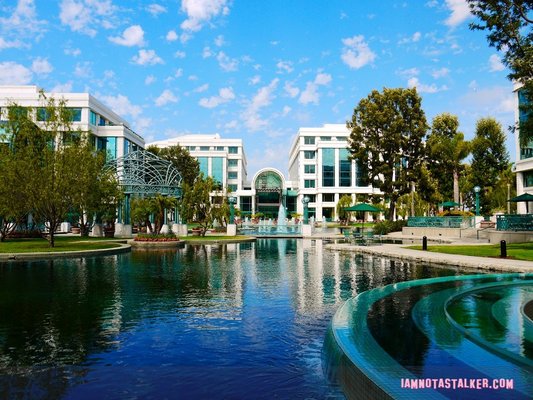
[322, 148, 335, 187]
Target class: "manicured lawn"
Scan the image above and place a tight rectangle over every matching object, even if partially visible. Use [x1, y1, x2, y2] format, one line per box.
[407, 242, 533, 262]
[0, 236, 123, 253]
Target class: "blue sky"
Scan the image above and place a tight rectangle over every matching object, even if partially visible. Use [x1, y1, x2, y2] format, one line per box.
[0, 0, 516, 176]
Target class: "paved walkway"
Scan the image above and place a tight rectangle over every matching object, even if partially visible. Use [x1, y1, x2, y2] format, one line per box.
[325, 241, 533, 273]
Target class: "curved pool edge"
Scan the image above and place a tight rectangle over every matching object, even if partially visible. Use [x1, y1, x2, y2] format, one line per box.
[0, 242, 131, 261]
[326, 273, 533, 400]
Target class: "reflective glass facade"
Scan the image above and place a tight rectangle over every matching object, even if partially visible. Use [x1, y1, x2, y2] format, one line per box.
[339, 149, 351, 187]
[212, 157, 224, 185]
[322, 148, 334, 187]
[198, 157, 208, 177]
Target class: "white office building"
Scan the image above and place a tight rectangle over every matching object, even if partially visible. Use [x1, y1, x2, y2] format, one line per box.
[0, 85, 145, 158]
[288, 124, 377, 220]
[514, 82, 533, 213]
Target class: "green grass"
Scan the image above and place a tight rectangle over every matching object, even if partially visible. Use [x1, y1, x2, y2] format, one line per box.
[0, 236, 123, 253]
[406, 242, 533, 262]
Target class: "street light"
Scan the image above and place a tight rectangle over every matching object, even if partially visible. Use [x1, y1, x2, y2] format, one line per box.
[474, 186, 481, 216]
[228, 196, 237, 224]
[302, 196, 310, 224]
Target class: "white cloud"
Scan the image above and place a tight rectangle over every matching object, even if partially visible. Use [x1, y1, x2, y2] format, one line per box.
[109, 25, 145, 47]
[284, 82, 299, 98]
[489, 54, 505, 72]
[431, 67, 450, 78]
[398, 31, 422, 45]
[407, 77, 448, 93]
[180, 0, 230, 33]
[249, 75, 261, 85]
[146, 3, 167, 16]
[155, 89, 178, 106]
[50, 82, 73, 92]
[59, 0, 116, 37]
[397, 67, 420, 77]
[74, 61, 92, 77]
[174, 50, 186, 58]
[276, 60, 293, 74]
[145, 75, 156, 85]
[132, 49, 164, 66]
[166, 30, 178, 42]
[0, 61, 32, 85]
[99, 94, 142, 118]
[0, 0, 47, 41]
[194, 83, 209, 93]
[224, 120, 238, 129]
[341, 35, 376, 69]
[459, 85, 514, 114]
[214, 35, 225, 47]
[299, 72, 332, 105]
[217, 51, 238, 72]
[199, 87, 235, 108]
[0, 37, 24, 50]
[31, 57, 53, 75]
[282, 106, 291, 116]
[444, 0, 472, 27]
[202, 46, 214, 58]
[241, 79, 279, 131]
[412, 32, 422, 42]
[64, 46, 81, 57]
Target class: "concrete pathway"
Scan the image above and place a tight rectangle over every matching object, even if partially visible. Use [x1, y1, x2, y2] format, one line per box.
[325, 241, 533, 273]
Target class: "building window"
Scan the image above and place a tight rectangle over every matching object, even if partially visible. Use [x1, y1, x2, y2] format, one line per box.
[304, 136, 315, 145]
[304, 164, 315, 174]
[524, 171, 533, 187]
[216, 146, 225, 151]
[240, 196, 252, 213]
[124, 138, 131, 156]
[228, 171, 238, 179]
[356, 160, 369, 186]
[306, 194, 316, 202]
[339, 148, 351, 187]
[304, 150, 315, 159]
[322, 148, 335, 187]
[322, 193, 335, 202]
[228, 159, 238, 167]
[228, 184, 238, 192]
[228, 146, 238, 154]
[336, 136, 347, 141]
[198, 157, 208, 177]
[200, 146, 210, 151]
[36, 108, 50, 121]
[98, 116, 107, 126]
[320, 136, 331, 141]
[69, 108, 82, 122]
[107, 137, 117, 160]
[212, 157, 224, 186]
[304, 179, 315, 188]
[90, 110, 97, 125]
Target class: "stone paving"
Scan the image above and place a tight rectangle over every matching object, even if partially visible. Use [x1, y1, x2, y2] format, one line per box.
[323, 232, 533, 273]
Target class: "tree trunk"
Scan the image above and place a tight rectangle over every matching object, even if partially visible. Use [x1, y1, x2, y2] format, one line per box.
[388, 200, 396, 221]
[453, 169, 460, 204]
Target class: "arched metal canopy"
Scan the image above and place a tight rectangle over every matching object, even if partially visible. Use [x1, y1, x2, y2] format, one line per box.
[104, 150, 182, 197]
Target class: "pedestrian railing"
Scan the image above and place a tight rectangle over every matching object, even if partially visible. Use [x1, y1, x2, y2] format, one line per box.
[407, 216, 474, 228]
[496, 214, 533, 231]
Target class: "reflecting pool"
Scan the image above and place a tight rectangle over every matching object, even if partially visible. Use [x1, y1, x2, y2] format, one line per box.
[0, 239, 460, 399]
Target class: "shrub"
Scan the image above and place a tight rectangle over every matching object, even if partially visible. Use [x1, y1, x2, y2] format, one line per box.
[134, 233, 178, 242]
[437, 210, 474, 217]
[372, 220, 407, 235]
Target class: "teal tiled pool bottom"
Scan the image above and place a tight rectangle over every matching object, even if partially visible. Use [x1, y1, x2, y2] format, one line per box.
[324, 274, 533, 399]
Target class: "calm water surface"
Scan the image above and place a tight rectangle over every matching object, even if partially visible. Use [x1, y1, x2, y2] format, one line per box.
[0, 239, 460, 399]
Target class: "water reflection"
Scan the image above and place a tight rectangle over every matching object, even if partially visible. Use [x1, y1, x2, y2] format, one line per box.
[0, 239, 460, 399]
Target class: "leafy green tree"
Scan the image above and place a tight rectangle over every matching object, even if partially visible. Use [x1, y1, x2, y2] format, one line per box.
[489, 163, 516, 213]
[426, 113, 471, 204]
[336, 195, 353, 225]
[179, 176, 221, 236]
[147, 144, 200, 187]
[470, 117, 510, 214]
[131, 197, 153, 231]
[347, 87, 428, 220]
[467, 0, 533, 145]
[71, 142, 122, 236]
[131, 195, 177, 234]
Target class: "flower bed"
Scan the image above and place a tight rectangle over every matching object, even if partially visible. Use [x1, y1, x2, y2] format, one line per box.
[134, 233, 179, 242]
